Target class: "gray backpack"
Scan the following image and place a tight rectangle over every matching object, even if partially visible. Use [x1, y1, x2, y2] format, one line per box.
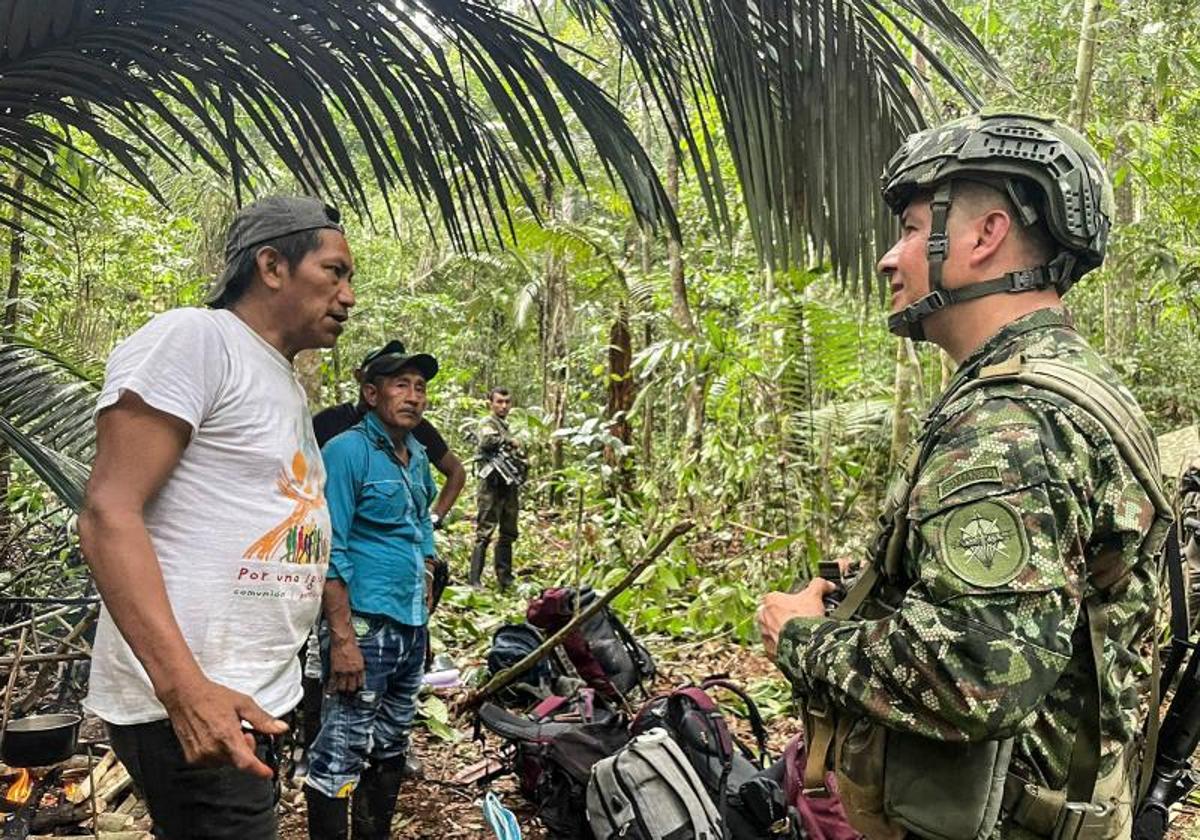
[587, 728, 724, 840]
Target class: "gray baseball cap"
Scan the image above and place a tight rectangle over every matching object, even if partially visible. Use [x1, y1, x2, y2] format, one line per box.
[205, 196, 345, 305]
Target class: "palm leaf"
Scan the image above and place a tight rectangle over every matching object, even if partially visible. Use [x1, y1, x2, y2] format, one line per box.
[0, 338, 101, 511]
[567, 0, 1007, 292]
[789, 397, 892, 451]
[0, 0, 676, 244]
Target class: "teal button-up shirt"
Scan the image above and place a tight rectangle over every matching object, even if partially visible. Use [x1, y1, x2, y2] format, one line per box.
[321, 410, 437, 626]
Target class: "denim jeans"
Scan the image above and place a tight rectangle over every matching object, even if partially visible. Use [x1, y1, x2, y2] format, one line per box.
[305, 615, 426, 798]
[108, 719, 280, 840]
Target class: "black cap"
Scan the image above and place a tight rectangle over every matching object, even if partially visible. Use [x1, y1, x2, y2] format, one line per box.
[359, 340, 407, 372]
[205, 196, 344, 304]
[363, 347, 439, 382]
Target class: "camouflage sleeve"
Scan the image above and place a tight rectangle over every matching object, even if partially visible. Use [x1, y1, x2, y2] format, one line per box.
[776, 395, 1138, 742]
[477, 418, 502, 453]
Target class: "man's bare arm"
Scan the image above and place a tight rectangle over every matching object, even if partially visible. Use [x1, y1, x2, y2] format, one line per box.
[321, 578, 364, 694]
[78, 393, 283, 778]
[431, 450, 466, 520]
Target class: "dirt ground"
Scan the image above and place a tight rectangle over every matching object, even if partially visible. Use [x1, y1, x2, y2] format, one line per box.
[276, 635, 1200, 840]
[278, 636, 788, 840]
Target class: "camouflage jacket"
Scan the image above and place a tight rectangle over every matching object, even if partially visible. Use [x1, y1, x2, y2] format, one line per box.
[777, 308, 1164, 791]
[476, 414, 520, 456]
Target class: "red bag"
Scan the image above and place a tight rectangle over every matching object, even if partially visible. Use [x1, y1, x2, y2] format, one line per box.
[780, 732, 860, 840]
[526, 586, 654, 698]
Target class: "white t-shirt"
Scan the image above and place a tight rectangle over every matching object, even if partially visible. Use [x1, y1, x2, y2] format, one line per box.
[84, 308, 331, 725]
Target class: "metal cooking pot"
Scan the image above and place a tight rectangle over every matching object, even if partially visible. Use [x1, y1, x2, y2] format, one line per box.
[1, 713, 81, 768]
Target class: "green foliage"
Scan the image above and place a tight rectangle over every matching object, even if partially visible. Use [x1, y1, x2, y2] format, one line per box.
[5, 0, 1200, 670]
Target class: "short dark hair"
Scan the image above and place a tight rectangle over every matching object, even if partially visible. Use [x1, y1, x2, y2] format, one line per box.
[488, 387, 510, 401]
[948, 179, 1056, 265]
[210, 228, 323, 309]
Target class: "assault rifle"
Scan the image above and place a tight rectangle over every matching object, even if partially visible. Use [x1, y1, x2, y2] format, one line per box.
[1134, 469, 1200, 840]
[478, 440, 528, 488]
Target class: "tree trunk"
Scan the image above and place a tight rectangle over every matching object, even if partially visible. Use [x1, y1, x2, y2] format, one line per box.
[293, 350, 325, 408]
[1068, 0, 1102, 130]
[541, 179, 572, 504]
[888, 339, 915, 471]
[940, 348, 955, 390]
[641, 323, 654, 469]
[604, 299, 635, 489]
[665, 113, 704, 457]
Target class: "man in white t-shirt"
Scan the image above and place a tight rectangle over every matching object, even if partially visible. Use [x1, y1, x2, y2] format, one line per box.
[78, 196, 355, 839]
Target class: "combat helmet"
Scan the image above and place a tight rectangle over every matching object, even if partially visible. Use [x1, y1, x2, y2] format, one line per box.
[879, 112, 1113, 340]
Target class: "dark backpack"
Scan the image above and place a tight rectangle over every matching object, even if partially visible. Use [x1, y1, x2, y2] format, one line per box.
[527, 586, 655, 699]
[722, 732, 861, 840]
[478, 690, 629, 839]
[485, 622, 564, 705]
[628, 678, 856, 840]
[631, 678, 771, 831]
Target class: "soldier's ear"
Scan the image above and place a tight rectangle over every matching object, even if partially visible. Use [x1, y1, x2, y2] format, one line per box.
[966, 208, 1012, 268]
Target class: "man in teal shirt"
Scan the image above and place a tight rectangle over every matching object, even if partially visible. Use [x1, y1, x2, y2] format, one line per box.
[304, 348, 439, 840]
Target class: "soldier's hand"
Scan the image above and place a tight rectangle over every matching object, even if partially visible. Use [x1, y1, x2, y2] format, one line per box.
[757, 579, 838, 660]
[329, 636, 366, 694]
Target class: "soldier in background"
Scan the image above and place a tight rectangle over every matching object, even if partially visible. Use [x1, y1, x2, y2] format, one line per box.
[758, 113, 1169, 839]
[469, 387, 527, 591]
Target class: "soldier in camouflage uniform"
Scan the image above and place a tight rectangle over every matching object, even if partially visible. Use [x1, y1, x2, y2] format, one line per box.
[470, 387, 526, 590]
[758, 114, 1170, 839]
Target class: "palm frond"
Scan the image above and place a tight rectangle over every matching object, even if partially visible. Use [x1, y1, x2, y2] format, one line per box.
[789, 398, 892, 449]
[0, 338, 101, 511]
[569, 0, 1006, 293]
[0, 1, 676, 244]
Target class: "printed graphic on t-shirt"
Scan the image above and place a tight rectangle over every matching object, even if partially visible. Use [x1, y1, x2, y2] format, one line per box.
[245, 447, 328, 563]
[233, 423, 331, 603]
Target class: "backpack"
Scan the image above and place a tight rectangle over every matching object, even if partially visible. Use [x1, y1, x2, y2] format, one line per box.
[775, 733, 860, 840]
[485, 622, 565, 705]
[477, 691, 629, 839]
[527, 586, 655, 698]
[631, 678, 773, 837]
[587, 728, 725, 840]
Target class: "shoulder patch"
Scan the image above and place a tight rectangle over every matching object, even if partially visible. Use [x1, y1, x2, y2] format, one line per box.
[937, 465, 1002, 501]
[938, 499, 1029, 587]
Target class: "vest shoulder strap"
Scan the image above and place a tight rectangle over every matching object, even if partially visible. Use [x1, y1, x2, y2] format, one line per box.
[972, 355, 1170, 517]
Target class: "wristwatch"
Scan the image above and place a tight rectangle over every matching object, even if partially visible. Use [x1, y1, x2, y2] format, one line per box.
[430, 512, 443, 530]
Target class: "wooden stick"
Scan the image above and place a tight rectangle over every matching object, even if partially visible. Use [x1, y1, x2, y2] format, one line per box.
[15, 605, 98, 715]
[0, 605, 72, 637]
[0, 625, 28, 755]
[0, 651, 90, 666]
[96, 764, 132, 804]
[66, 748, 116, 804]
[454, 520, 693, 715]
[114, 793, 139, 815]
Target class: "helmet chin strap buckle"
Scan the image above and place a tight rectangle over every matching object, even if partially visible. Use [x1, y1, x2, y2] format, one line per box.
[888, 289, 953, 340]
[1007, 268, 1044, 292]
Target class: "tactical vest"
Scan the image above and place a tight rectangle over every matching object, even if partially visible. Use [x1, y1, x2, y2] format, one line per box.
[801, 354, 1173, 840]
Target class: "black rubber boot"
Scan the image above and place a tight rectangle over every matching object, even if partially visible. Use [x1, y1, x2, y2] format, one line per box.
[495, 541, 514, 591]
[351, 755, 406, 840]
[306, 786, 349, 840]
[468, 541, 488, 587]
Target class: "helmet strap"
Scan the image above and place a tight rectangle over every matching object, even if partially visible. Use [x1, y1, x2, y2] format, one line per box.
[888, 182, 1062, 341]
[888, 182, 953, 341]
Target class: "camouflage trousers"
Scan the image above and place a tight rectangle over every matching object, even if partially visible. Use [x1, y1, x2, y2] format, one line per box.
[471, 480, 519, 588]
